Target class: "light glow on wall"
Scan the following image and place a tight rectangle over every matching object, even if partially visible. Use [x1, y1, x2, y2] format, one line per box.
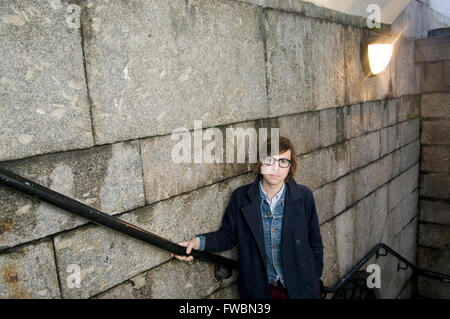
[368, 43, 393, 75]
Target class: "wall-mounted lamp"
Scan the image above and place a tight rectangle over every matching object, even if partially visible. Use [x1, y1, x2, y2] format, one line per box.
[361, 34, 395, 77]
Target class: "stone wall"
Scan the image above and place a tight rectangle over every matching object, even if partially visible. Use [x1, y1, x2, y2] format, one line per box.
[0, 0, 448, 299]
[415, 32, 450, 299]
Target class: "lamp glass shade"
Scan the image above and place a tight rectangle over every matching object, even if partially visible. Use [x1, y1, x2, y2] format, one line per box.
[368, 43, 393, 75]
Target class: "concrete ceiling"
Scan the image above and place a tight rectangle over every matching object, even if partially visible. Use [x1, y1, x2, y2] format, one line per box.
[303, 0, 412, 24]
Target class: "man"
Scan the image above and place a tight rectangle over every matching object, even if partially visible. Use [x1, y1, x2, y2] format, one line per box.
[173, 136, 324, 299]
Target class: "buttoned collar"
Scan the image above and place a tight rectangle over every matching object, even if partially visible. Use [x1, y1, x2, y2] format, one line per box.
[247, 175, 304, 204]
[258, 180, 286, 208]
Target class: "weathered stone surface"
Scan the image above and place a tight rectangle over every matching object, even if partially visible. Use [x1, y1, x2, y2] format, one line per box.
[318, 108, 338, 148]
[81, 0, 268, 145]
[141, 119, 276, 204]
[54, 173, 252, 298]
[348, 131, 380, 171]
[422, 146, 450, 173]
[353, 186, 388, 263]
[0, 141, 144, 250]
[421, 120, 450, 145]
[320, 219, 339, 287]
[364, 101, 384, 132]
[421, 93, 450, 119]
[399, 217, 417, 272]
[415, 37, 450, 63]
[344, 26, 392, 104]
[418, 276, 450, 299]
[423, 62, 450, 93]
[265, 10, 345, 117]
[393, 36, 420, 97]
[390, 139, 420, 178]
[296, 143, 350, 190]
[418, 223, 450, 250]
[342, 99, 391, 141]
[0, 240, 60, 298]
[0, 0, 94, 161]
[313, 177, 348, 224]
[388, 164, 419, 211]
[382, 190, 419, 245]
[96, 258, 237, 299]
[347, 155, 392, 207]
[396, 95, 420, 123]
[393, 0, 424, 39]
[342, 103, 364, 140]
[278, 112, 320, 155]
[420, 173, 450, 200]
[417, 245, 450, 276]
[382, 99, 397, 128]
[136, 259, 230, 299]
[419, 200, 450, 225]
[445, 61, 450, 86]
[381, 119, 420, 157]
[396, 278, 415, 299]
[335, 208, 355, 277]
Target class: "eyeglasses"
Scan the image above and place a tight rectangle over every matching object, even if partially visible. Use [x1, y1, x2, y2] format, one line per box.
[263, 156, 292, 168]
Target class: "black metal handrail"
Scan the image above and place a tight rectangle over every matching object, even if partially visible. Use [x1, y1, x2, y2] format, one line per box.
[0, 167, 238, 276]
[321, 242, 450, 299]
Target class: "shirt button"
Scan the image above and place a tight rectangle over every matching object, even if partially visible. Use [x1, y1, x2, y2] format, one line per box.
[272, 229, 276, 232]
[296, 240, 302, 246]
[273, 245, 277, 249]
[266, 212, 271, 216]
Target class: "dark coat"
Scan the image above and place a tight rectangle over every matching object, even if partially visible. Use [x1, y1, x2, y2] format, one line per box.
[198, 176, 324, 299]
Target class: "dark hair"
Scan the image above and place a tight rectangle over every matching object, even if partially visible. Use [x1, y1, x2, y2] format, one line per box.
[252, 136, 299, 183]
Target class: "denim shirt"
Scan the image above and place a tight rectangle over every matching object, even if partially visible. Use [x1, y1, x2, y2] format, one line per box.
[258, 181, 287, 287]
[196, 182, 287, 288]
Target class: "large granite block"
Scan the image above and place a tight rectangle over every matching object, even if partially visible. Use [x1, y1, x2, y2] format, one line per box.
[264, 10, 345, 117]
[347, 155, 392, 207]
[393, 36, 420, 97]
[418, 223, 450, 250]
[320, 219, 339, 287]
[348, 131, 380, 171]
[296, 143, 350, 190]
[421, 120, 450, 145]
[388, 164, 419, 211]
[0, 0, 94, 161]
[95, 258, 237, 299]
[419, 200, 450, 225]
[0, 141, 144, 250]
[278, 112, 320, 155]
[423, 62, 450, 93]
[421, 93, 450, 119]
[335, 208, 355, 277]
[421, 145, 450, 173]
[417, 245, 450, 275]
[0, 240, 60, 298]
[81, 0, 268, 144]
[420, 173, 450, 200]
[353, 186, 388, 263]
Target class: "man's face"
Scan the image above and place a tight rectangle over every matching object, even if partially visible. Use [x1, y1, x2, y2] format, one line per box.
[260, 149, 292, 186]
